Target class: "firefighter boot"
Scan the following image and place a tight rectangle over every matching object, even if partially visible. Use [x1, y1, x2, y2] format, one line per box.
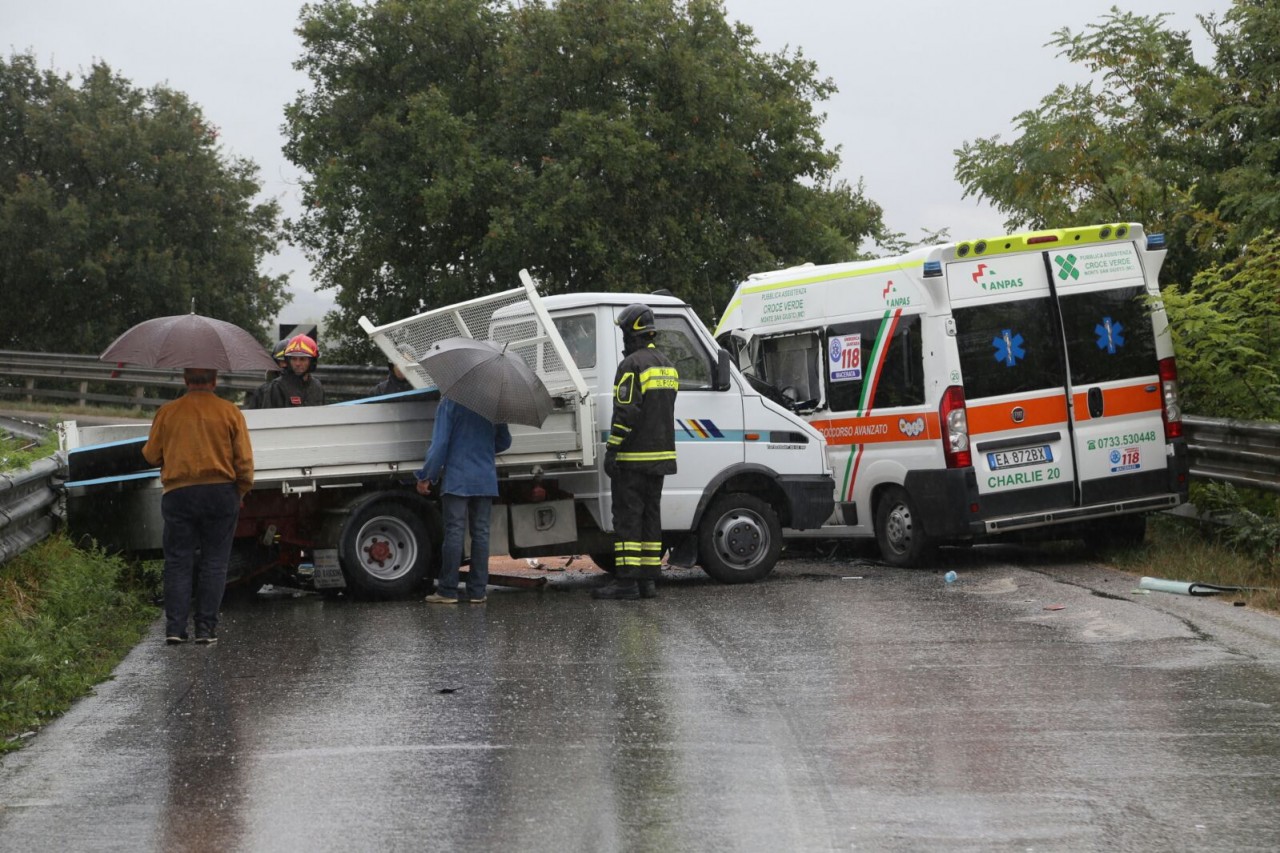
[592, 579, 641, 600]
[637, 579, 658, 599]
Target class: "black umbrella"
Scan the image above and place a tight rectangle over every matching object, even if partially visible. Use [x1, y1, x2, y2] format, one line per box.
[100, 313, 279, 372]
[418, 337, 553, 427]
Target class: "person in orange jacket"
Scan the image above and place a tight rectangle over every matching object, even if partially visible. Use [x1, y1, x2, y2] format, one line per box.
[143, 367, 254, 644]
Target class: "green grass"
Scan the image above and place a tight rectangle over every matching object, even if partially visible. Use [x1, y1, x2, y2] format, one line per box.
[0, 429, 59, 471]
[2, 400, 155, 421]
[1108, 514, 1280, 614]
[0, 536, 158, 751]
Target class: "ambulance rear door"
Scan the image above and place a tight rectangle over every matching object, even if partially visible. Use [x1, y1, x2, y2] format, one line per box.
[949, 235, 1171, 524]
[948, 255, 1077, 519]
[1050, 241, 1168, 505]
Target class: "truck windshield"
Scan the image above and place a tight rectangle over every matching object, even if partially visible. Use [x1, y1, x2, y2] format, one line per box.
[655, 315, 716, 390]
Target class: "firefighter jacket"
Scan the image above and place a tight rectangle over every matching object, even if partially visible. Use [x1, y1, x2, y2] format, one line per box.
[606, 343, 678, 475]
[264, 370, 326, 408]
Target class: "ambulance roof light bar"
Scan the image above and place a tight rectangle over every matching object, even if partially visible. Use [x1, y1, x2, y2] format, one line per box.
[1147, 233, 1166, 250]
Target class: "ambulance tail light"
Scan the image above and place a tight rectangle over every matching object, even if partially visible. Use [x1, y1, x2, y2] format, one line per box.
[940, 385, 971, 468]
[1159, 357, 1183, 439]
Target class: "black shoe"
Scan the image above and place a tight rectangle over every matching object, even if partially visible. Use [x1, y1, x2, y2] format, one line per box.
[165, 635, 188, 646]
[195, 633, 218, 645]
[638, 580, 658, 599]
[592, 580, 641, 600]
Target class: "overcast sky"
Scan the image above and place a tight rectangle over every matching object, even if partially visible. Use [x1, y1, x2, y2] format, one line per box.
[6, 0, 1232, 326]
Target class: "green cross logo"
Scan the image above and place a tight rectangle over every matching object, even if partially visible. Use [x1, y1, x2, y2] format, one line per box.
[1054, 254, 1080, 281]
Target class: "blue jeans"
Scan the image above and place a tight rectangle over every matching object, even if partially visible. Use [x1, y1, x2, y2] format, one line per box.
[161, 483, 240, 638]
[439, 494, 493, 600]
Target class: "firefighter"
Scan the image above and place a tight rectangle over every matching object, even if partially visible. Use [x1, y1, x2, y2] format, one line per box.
[243, 338, 289, 410]
[592, 304, 679, 600]
[263, 334, 326, 408]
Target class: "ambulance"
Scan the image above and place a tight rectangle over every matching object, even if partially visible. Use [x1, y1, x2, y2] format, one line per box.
[714, 223, 1189, 565]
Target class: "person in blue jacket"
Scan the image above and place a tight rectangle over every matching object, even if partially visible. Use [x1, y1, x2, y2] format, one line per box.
[415, 398, 512, 603]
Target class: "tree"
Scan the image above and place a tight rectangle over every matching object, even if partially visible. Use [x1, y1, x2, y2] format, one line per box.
[953, 9, 1227, 288]
[0, 53, 288, 354]
[1160, 232, 1280, 422]
[284, 0, 888, 360]
[952, 1, 1280, 422]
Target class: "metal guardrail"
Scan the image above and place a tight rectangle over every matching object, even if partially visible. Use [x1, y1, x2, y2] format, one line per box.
[0, 350, 384, 409]
[0, 454, 63, 566]
[2, 405, 1279, 566]
[1182, 414, 1280, 493]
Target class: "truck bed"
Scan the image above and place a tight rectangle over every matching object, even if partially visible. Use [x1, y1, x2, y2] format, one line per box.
[63, 396, 587, 492]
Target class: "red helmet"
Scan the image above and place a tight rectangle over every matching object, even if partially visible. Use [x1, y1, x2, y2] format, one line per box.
[284, 334, 319, 360]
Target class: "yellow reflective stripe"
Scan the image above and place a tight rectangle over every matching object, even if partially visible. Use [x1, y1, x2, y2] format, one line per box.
[641, 542, 663, 551]
[606, 436, 624, 446]
[639, 367, 679, 392]
[639, 558, 662, 567]
[612, 424, 632, 433]
[615, 542, 642, 552]
[616, 451, 677, 461]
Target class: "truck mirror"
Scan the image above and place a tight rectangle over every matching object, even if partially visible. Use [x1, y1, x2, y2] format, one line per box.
[715, 348, 732, 391]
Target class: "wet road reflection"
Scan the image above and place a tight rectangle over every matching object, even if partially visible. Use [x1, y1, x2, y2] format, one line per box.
[2, 549, 1280, 850]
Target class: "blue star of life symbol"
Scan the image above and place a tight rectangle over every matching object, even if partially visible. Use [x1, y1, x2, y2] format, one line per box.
[992, 329, 1025, 367]
[829, 337, 842, 362]
[1095, 316, 1125, 354]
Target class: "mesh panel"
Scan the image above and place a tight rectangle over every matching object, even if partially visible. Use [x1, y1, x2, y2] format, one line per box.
[366, 288, 575, 396]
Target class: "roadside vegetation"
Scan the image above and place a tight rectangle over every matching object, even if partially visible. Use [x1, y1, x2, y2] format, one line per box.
[1, 429, 159, 751]
[1109, 511, 1279, 615]
[0, 536, 158, 752]
[0, 428, 59, 471]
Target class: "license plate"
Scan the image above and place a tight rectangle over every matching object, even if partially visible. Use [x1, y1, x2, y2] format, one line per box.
[987, 445, 1051, 470]
[311, 548, 346, 589]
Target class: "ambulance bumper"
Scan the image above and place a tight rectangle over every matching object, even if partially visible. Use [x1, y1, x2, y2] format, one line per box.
[982, 493, 1182, 535]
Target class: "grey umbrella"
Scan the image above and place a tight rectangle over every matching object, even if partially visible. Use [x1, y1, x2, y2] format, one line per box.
[100, 313, 279, 372]
[418, 337, 553, 427]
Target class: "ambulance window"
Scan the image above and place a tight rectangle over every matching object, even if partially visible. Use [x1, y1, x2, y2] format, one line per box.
[746, 332, 823, 408]
[824, 315, 924, 412]
[1058, 286, 1158, 384]
[953, 297, 1066, 400]
[552, 314, 596, 370]
[654, 316, 714, 390]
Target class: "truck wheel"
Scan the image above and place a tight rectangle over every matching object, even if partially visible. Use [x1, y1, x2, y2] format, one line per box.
[336, 501, 436, 599]
[874, 486, 936, 567]
[697, 493, 782, 584]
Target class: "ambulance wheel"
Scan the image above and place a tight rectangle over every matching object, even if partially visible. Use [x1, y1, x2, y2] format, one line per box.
[875, 486, 936, 567]
[335, 501, 437, 599]
[697, 493, 782, 584]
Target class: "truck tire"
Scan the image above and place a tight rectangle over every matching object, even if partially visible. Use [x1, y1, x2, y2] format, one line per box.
[336, 500, 436, 599]
[697, 493, 782, 584]
[874, 485, 936, 567]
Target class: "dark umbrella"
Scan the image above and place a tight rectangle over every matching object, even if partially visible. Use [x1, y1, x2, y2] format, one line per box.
[418, 337, 553, 427]
[100, 314, 279, 372]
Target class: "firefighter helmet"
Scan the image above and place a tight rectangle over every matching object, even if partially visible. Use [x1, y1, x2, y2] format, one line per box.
[616, 304, 656, 337]
[284, 334, 319, 359]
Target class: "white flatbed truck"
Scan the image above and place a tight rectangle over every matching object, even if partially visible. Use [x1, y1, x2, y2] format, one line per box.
[61, 273, 834, 597]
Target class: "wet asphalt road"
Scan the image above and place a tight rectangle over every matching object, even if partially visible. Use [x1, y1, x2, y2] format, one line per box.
[2, 546, 1280, 852]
